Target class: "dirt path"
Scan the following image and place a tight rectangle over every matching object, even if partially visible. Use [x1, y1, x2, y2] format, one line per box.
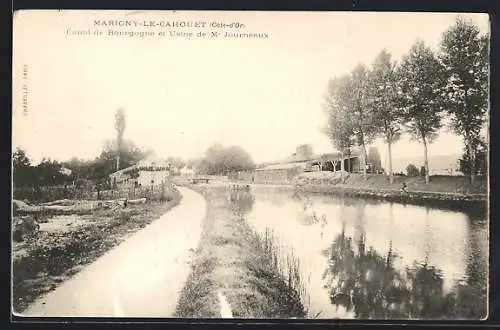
[19, 187, 206, 317]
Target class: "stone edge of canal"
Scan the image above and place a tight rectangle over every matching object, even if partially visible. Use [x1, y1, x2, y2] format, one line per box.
[174, 185, 307, 319]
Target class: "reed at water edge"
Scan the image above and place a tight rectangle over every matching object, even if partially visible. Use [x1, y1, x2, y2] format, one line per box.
[256, 227, 314, 318]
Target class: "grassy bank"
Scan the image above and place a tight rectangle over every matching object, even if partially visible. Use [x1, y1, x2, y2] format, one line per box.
[174, 185, 307, 318]
[12, 190, 182, 314]
[340, 174, 486, 194]
[293, 174, 487, 212]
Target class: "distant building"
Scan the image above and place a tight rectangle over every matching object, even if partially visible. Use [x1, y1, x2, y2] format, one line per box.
[109, 156, 171, 188]
[253, 145, 364, 184]
[180, 166, 195, 176]
[59, 167, 72, 176]
[135, 156, 171, 186]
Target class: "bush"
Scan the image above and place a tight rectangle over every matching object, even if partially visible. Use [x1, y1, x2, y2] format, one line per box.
[420, 166, 426, 177]
[13, 186, 93, 203]
[406, 164, 420, 177]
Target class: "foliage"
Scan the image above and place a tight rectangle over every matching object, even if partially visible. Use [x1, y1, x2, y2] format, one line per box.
[186, 159, 197, 169]
[13, 148, 69, 188]
[115, 108, 126, 170]
[167, 157, 187, 172]
[13, 148, 31, 168]
[64, 139, 148, 183]
[320, 18, 488, 184]
[406, 164, 420, 177]
[420, 166, 427, 177]
[367, 49, 404, 145]
[197, 144, 256, 175]
[13, 185, 93, 203]
[367, 147, 383, 173]
[366, 49, 404, 183]
[13, 139, 149, 190]
[398, 40, 447, 144]
[323, 76, 355, 157]
[349, 65, 378, 152]
[439, 17, 489, 179]
[325, 64, 378, 178]
[13, 148, 34, 187]
[398, 40, 448, 183]
[459, 137, 488, 175]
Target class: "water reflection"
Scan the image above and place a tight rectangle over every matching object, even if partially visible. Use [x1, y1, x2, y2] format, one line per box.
[228, 185, 255, 216]
[246, 188, 488, 319]
[323, 230, 487, 319]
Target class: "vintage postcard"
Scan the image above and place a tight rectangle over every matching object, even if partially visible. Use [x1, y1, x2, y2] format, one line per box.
[12, 10, 489, 320]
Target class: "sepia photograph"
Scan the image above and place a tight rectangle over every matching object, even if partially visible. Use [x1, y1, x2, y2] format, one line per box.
[12, 10, 489, 320]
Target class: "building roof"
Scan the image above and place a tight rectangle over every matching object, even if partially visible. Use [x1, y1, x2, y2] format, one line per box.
[109, 156, 170, 181]
[136, 156, 169, 168]
[109, 165, 136, 181]
[261, 148, 362, 167]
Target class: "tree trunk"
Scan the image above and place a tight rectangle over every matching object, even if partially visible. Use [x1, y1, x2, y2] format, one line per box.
[468, 138, 475, 184]
[423, 136, 430, 184]
[387, 141, 394, 184]
[362, 143, 368, 180]
[340, 151, 345, 182]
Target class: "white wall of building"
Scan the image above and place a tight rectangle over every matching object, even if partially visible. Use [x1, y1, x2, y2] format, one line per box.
[137, 170, 170, 187]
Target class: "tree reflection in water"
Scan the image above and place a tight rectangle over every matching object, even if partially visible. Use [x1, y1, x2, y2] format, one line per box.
[228, 185, 255, 216]
[323, 229, 487, 319]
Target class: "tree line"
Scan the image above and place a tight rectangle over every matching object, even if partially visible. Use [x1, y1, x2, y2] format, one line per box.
[324, 17, 488, 184]
[13, 107, 153, 189]
[12, 139, 151, 189]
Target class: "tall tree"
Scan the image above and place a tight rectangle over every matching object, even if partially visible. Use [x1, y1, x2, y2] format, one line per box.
[347, 64, 377, 180]
[35, 158, 66, 186]
[367, 146, 382, 173]
[199, 144, 255, 175]
[13, 148, 31, 168]
[398, 40, 447, 184]
[323, 76, 355, 180]
[367, 49, 403, 184]
[115, 108, 126, 171]
[224, 146, 256, 173]
[439, 17, 489, 183]
[13, 148, 33, 187]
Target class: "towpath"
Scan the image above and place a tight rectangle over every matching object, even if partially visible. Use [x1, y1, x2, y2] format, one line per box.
[20, 187, 206, 317]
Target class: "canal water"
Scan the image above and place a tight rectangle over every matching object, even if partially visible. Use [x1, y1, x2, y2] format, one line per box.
[239, 185, 488, 320]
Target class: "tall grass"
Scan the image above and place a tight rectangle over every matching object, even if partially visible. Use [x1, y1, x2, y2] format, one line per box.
[256, 227, 312, 317]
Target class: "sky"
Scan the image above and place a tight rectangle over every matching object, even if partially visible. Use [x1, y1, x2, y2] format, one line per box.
[12, 11, 490, 167]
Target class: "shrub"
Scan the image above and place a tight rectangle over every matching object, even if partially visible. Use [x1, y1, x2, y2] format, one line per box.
[406, 164, 420, 177]
[420, 166, 426, 177]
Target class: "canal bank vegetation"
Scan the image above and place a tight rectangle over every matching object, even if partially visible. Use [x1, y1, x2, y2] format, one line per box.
[294, 172, 487, 211]
[323, 17, 488, 186]
[175, 185, 308, 318]
[12, 186, 181, 314]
